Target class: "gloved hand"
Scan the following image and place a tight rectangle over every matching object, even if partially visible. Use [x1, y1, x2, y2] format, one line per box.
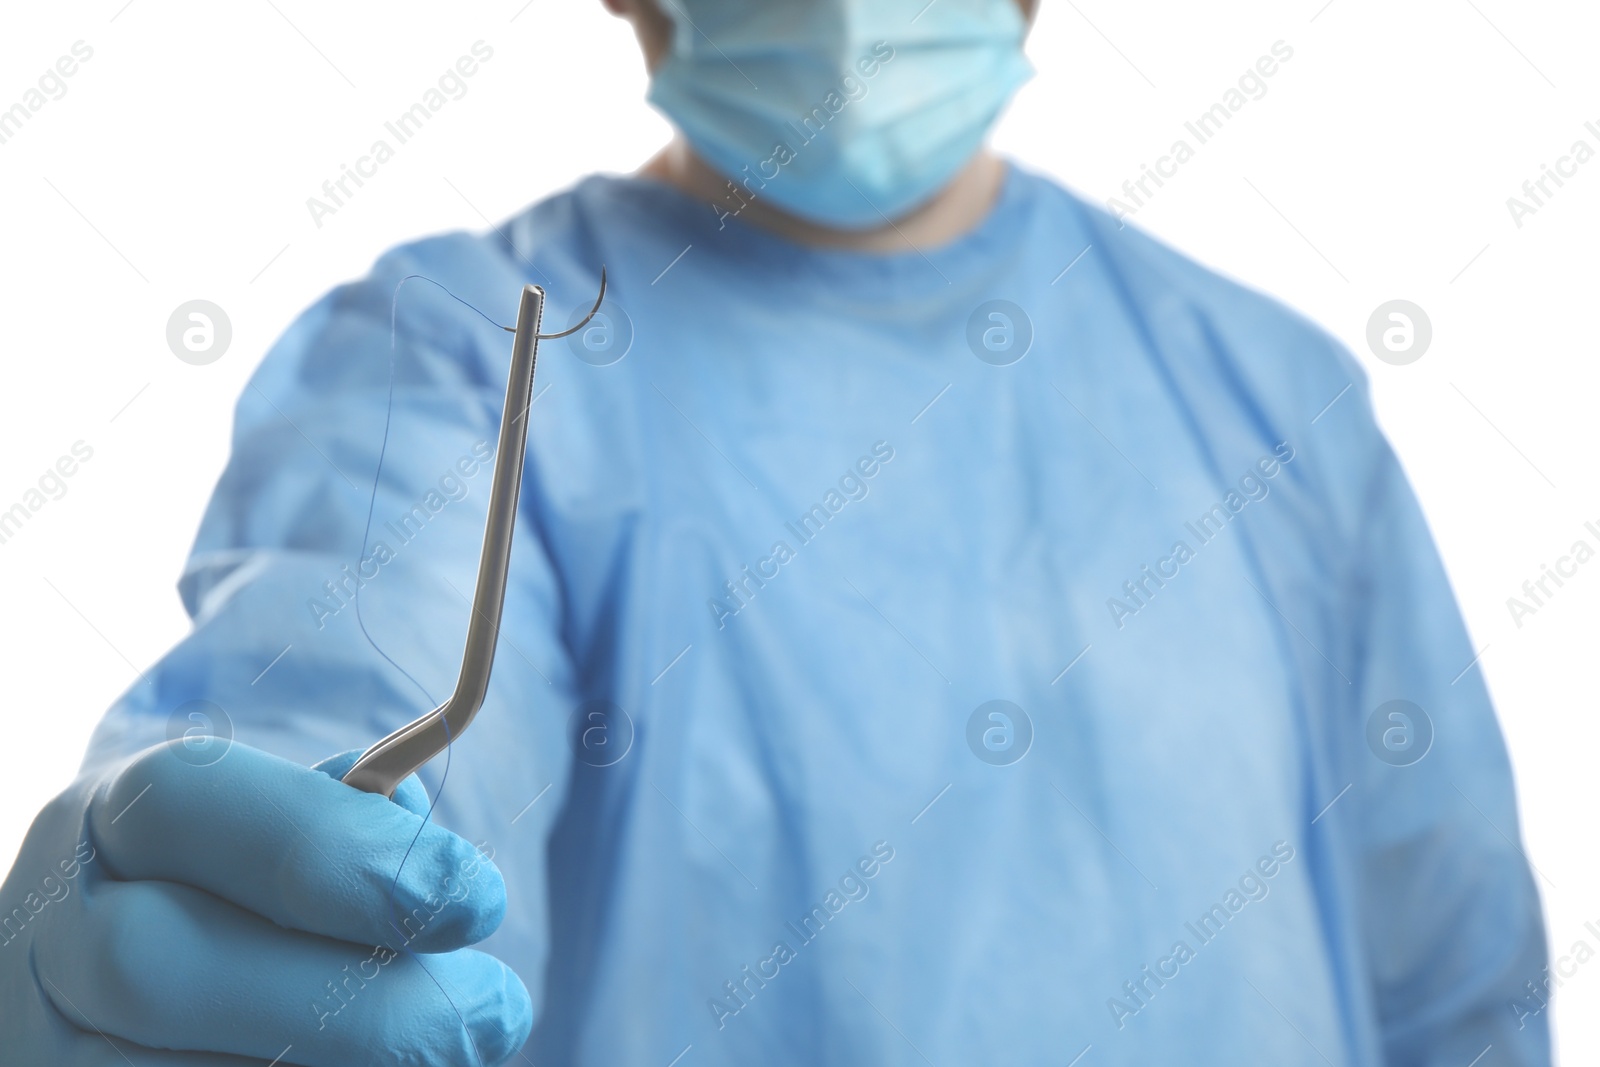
[0, 739, 533, 1066]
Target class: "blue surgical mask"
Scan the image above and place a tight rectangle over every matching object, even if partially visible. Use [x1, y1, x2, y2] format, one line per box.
[647, 0, 1034, 230]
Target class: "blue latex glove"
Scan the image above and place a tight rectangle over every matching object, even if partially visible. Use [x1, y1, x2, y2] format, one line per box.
[0, 739, 532, 1065]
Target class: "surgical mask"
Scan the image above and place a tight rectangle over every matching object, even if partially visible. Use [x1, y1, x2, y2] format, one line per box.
[647, 0, 1034, 230]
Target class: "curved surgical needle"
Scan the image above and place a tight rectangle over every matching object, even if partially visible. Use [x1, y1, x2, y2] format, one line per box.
[342, 268, 608, 797]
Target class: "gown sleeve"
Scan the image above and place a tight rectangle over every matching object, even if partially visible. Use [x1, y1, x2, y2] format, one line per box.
[1338, 400, 1551, 1066]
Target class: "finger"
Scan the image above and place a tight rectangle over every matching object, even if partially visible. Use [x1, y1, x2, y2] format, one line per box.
[40, 879, 533, 1067]
[108, 1052, 294, 1067]
[14, 978, 292, 1067]
[88, 741, 504, 952]
[67, 1028, 296, 1067]
[310, 749, 432, 817]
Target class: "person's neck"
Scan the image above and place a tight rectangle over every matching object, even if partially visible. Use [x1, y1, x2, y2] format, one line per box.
[638, 138, 1007, 253]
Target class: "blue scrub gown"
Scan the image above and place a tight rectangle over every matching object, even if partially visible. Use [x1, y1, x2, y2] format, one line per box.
[86, 161, 1550, 1066]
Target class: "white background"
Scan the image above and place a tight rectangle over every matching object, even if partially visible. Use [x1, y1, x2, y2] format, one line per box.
[1, 0, 1594, 1058]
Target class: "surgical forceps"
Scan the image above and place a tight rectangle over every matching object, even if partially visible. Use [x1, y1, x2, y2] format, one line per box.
[341, 271, 606, 797]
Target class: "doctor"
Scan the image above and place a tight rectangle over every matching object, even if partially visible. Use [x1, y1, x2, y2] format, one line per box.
[0, 1, 1549, 1064]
